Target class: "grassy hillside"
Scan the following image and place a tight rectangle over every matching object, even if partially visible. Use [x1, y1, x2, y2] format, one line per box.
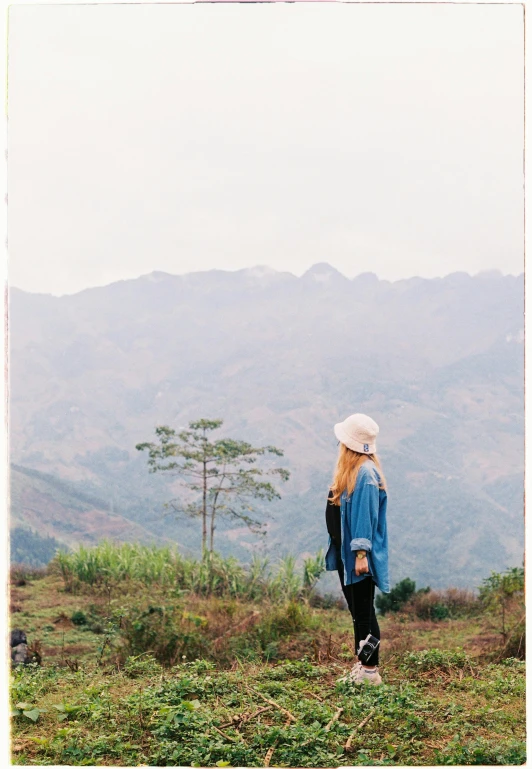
[9, 546, 525, 767]
[10, 464, 166, 553]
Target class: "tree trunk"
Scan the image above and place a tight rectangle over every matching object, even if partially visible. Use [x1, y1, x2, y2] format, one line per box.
[209, 477, 223, 555]
[202, 459, 207, 558]
[210, 508, 216, 554]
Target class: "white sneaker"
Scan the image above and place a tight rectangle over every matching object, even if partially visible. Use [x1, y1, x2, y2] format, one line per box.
[349, 665, 382, 686]
[337, 661, 362, 684]
[338, 662, 382, 684]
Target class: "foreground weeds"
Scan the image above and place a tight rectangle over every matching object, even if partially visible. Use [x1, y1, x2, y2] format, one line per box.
[11, 654, 525, 766]
[9, 560, 525, 766]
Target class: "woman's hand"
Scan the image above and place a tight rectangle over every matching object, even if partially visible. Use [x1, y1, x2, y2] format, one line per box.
[355, 556, 369, 576]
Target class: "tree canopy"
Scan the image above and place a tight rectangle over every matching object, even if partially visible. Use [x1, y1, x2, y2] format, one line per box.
[136, 419, 290, 555]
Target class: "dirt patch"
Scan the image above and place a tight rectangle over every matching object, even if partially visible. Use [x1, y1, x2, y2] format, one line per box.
[9, 589, 29, 603]
[11, 737, 38, 756]
[43, 643, 93, 657]
[53, 612, 75, 629]
[381, 617, 411, 638]
[42, 598, 73, 609]
[403, 619, 443, 632]
[469, 633, 503, 655]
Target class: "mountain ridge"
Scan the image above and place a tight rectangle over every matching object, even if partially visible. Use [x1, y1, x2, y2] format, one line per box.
[8, 265, 524, 588]
[9, 262, 522, 299]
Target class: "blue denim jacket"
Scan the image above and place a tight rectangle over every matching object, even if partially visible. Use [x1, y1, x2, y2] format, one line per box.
[325, 460, 390, 594]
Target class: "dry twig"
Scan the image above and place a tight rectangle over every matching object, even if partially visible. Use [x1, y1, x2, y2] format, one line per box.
[246, 686, 297, 722]
[263, 714, 291, 767]
[325, 707, 344, 731]
[219, 706, 272, 729]
[211, 725, 242, 743]
[243, 706, 272, 724]
[344, 707, 376, 751]
[306, 691, 324, 702]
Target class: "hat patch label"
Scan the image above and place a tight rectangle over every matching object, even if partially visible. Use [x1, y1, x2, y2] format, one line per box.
[364, 444, 369, 452]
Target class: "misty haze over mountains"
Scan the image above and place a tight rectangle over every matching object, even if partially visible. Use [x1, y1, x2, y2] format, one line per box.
[9, 264, 524, 590]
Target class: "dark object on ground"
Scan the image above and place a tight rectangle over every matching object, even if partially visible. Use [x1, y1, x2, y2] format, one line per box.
[11, 642, 29, 666]
[10, 629, 42, 666]
[10, 629, 27, 647]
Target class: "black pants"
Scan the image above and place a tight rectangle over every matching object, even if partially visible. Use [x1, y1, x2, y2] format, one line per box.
[337, 559, 380, 665]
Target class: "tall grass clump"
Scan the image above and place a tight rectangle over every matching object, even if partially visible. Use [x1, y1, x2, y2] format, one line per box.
[51, 542, 325, 604]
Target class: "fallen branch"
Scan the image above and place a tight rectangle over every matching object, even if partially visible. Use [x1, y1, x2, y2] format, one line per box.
[220, 706, 272, 729]
[306, 691, 324, 702]
[246, 686, 297, 723]
[325, 707, 344, 732]
[211, 725, 242, 743]
[219, 715, 244, 729]
[243, 706, 272, 724]
[344, 707, 376, 751]
[263, 714, 292, 767]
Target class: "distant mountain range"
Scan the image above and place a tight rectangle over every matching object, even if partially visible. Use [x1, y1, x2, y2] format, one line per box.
[9, 264, 524, 589]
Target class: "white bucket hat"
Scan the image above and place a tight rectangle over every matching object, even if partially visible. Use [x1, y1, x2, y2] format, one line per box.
[334, 413, 379, 454]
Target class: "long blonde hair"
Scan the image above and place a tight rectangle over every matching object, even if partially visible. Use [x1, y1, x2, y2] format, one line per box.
[330, 443, 387, 505]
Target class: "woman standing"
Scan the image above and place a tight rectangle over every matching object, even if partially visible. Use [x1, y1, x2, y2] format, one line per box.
[325, 413, 390, 685]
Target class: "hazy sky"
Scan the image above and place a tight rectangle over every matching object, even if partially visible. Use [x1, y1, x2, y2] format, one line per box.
[7, 2, 524, 296]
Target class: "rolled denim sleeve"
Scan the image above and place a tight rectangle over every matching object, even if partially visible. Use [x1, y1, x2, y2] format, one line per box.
[350, 536, 372, 552]
[349, 469, 379, 553]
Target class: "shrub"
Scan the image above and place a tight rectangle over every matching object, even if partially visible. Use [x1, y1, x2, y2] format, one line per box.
[405, 587, 481, 621]
[262, 600, 310, 635]
[71, 610, 88, 626]
[308, 592, 345, 609]
[479, 566, 525, 660]
[226, 600, 314, 663]
[117, 604, 208, 666]
[10, 564, 48, 585]
[375, 577, 421, 615]
[479, 566, 524, 610]
[401, 648, 471, 673]
[122, 653, 163, 678]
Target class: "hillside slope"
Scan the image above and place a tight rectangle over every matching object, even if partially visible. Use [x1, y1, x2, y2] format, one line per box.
[9, 464, 165, 553]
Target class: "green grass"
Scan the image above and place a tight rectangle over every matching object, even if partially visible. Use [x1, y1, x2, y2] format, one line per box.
[10, 655, 525, 766]
[9, 558, 525, 767]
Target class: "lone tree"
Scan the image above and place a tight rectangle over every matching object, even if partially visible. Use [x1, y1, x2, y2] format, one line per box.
[136, 419, 290, 556]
